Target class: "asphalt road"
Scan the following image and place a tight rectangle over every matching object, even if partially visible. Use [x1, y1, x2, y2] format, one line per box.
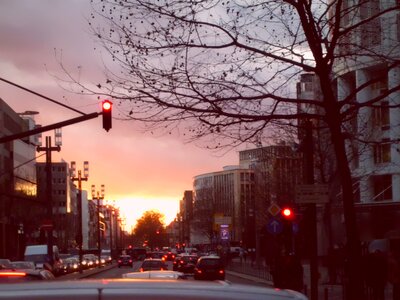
[86, 260, 266, 287]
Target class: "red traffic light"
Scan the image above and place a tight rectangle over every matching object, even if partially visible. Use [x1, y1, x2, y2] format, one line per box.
[102, 100, 112, 132]
[102, 100, 112, 111]
[281, 207, 294, 219]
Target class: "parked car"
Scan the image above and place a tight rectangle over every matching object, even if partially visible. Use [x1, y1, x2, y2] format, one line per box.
[194, 256, 225, 281]
[118, 255, 133, 268]
[139, 258, 168, 272]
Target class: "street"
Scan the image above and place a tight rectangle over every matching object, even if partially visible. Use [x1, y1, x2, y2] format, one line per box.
[85, 260, 267, 287]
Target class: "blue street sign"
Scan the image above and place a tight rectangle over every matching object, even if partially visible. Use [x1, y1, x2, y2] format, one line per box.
[266, 218, 283, 235]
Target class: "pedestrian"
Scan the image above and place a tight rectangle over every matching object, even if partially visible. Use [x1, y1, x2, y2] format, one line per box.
[364, 250, 387, 300]
[239, 248, 244, 264]
[284, 253, 304, 292]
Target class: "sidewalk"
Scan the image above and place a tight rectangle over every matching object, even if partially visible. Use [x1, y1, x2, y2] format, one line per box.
[225, 258, 344, 300]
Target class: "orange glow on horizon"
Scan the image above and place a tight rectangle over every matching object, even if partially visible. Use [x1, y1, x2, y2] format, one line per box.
[114, 196, 180, 231]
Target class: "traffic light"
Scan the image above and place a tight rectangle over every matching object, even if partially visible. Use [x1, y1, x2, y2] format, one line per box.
[102, 100, 112, 131]
[280, 206, 295, 253]
[281, 207, 294, 220]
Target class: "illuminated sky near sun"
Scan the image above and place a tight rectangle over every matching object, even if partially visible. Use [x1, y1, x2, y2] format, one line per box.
[0, 0, 238, 230]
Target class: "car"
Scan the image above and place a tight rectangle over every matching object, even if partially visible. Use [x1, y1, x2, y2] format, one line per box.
[174, 255, 199, 273]
[63, 257, 80, 273]
[147, 251, 165, 260]
[163, 251, 176, 261]
[194, 256, 225, 281]
[0, 279, 309, 299]
[83, 254, 99, 268]
[118, 255, 133, 268]
[0, 268, 55, 283]
[9, 261, 35, 270]
[139, 258, 168, 272]
[122, 270, 187, 280]
[0, 259, 12, 269]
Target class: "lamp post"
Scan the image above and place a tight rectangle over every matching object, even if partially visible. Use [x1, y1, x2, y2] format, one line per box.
[91, 184, 105, 265]
[70, 161, 89, 273]
[36, 128, 62, 268]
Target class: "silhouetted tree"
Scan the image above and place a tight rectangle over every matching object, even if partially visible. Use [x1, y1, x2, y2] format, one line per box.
[133, 210, 166, 249]
[60, 1, 400, 297]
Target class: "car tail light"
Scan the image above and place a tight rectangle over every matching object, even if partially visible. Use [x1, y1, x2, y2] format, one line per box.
[161, 267, 164, 271]
[139, 268, 144, 272]
[118, 260, 122, 263]
[0, 272, 26, 277]
[219, 270, 224, 274]
[196, 270, 202, 274]
[129, 260, 132, 263]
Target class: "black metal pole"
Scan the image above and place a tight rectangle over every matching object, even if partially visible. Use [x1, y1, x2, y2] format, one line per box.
[45, 136, 54, 267]
[97, 196, 101, 265]
[77, 172, 83, 273]
[304, 120, 318, 300]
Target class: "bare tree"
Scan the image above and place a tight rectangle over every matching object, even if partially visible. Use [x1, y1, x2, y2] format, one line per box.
[62, 0, 400, 297]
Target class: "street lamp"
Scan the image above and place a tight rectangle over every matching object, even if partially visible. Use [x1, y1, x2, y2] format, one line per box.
[36, 129, 62, 269]
[70, 161, 89, 273]
[91, 184, 105, 265]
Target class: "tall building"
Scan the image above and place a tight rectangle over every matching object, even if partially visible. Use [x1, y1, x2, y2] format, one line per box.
[192, 166, 254, 246]
[332, 0, 400, 244]
[0, 98, 41, 259]
[36, 161, 77, 251]
[239, 144, 303, 259]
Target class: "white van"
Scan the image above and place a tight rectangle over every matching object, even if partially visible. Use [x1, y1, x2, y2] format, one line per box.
[24, 244, 63, 275]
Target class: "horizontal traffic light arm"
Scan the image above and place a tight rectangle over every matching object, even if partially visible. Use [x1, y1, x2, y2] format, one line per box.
[0, 112, 100, 144]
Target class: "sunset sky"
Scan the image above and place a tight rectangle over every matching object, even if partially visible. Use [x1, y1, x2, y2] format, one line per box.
[0, 0, 238, 230]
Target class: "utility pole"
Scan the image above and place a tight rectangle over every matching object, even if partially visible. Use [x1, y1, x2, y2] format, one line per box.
[36, 130, 62, 269]
[70, 161, 89, 273]
[91, 184, 105, 266]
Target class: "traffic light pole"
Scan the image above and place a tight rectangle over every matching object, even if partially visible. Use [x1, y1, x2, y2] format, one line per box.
[0, 112, 100, 144]
[304, 120, 318, 300]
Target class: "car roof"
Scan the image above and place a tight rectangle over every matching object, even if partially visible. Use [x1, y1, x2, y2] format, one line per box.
[0, 279, 308, 300]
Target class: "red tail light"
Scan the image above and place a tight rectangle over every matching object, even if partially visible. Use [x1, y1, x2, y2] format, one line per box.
[129, 260, 132, 263]
[219, 270, 224, 274]
[0, 272, 26, 277]
[139, 268, 144, 272]
[118, 260, 122, 263]
[196, 270, 202, 274]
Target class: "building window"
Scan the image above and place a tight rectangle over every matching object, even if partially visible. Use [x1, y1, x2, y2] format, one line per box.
[373, 142, 391, 164]
[397, 14, 400, 42]
[373, 101, 390, 129]
[373, 175, 392, 201]
[360, 0, 381, 46]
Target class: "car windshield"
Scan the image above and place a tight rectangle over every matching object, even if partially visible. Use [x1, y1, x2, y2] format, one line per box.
[3, 0, 394, 299]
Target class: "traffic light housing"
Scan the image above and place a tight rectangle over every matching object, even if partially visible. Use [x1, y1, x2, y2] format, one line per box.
[280, 206, 295, 253]
[102, 100, 112, 131]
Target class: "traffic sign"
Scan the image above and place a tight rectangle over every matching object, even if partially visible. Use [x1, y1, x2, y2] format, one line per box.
[268, 203, 281, 216]
[266, 218, 283, 235]
[295, 184, 329, 204]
